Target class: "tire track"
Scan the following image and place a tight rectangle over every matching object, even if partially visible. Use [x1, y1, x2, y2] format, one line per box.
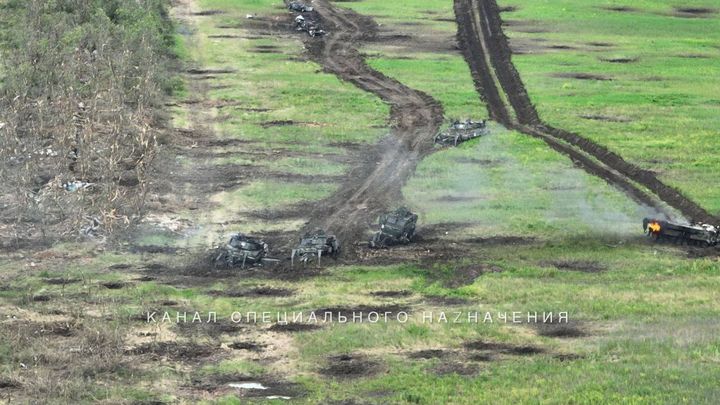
[295, 0, 444, 244]
[455, 0, 717, 223]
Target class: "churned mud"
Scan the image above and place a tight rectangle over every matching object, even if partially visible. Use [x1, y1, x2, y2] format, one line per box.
[453, 0, 717, 224]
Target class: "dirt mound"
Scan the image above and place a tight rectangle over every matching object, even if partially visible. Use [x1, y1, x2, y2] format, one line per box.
[44, 278, 81, 285]
[321, 354, 382, 379]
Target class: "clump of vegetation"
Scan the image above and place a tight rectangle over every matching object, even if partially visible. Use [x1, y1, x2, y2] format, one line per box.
[0, 0, 178, 243]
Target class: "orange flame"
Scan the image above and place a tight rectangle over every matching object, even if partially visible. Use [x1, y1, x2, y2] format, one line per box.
[648, 222, 661, 233]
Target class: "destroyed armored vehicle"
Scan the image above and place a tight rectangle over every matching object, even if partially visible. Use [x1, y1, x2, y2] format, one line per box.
[370, 207, 418, 248]
[288, 1, 313, 12]
[434, 119, 489, 146]
[215, 233, 271, 268]
[643, 218, 719, 247]
[294, 15, 325, 37]
[291, 229, 340, 265]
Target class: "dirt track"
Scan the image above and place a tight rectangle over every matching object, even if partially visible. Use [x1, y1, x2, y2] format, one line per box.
[297, 0, 444, 245]
[454, 0, 717, 224]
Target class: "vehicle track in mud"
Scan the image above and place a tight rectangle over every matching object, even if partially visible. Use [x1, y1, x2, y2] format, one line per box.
[454, 0, 718, 224]
[296, 0, 444, 247]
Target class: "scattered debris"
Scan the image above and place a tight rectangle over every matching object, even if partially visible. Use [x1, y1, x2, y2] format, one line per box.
[288, 1, 314, 13]
[369, 207, 418, 248]
[434, 119, 488, 146]
[291, 229, 340, 266]
[294, 15, 326, 37]
[62, 180, 93, 192]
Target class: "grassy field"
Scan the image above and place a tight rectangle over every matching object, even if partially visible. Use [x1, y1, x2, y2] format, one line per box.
[497, 0, 720, 214]
[1, 0, 719, 404]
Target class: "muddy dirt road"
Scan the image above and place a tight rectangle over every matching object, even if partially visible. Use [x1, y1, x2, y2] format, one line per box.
[454, 0, 717, 224]
[297, 0, 444, 245]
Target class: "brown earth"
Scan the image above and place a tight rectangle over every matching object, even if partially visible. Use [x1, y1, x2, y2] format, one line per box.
[453, 0, 717, 224]
[295, 0, 445, 247]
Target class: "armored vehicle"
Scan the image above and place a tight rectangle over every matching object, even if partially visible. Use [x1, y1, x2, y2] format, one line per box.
[294, 15, 325, 37]
[291, 229, 340, 265]
[434, 119, 488, 146]
[215, 233, 270, 268]
[370, 207, 418, 248]
[288, 1, 313, 12]
[643, 218, 719, 247]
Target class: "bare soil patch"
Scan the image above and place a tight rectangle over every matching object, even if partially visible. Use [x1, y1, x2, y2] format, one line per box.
[408, 349, 448, 359]
[192, 10, 225, 16]
[533, 318, 587, 338]
[44, 278, 81, 285]
[464, 340, 544, 356]
[191, 374, 304, 398]
[580, 114, 631, 123]
[602, 6, 638, 12]
[370, 290, 412, 298]
[423, 295, 471, 306]
[552, 72, 612, 81]
[208, 286, 295, 298]
[312, 304, 409, 321]
[186, 67, 236, 75]
[600, 57, 638, 63]
[432, 362, 479, 376]
[125, 341, 218, 361]
[229, 341, 266, 351]
[269, 323, 322, 333]
[672, 7, 716, 18]
[101, 281, 128, 290]
[321, 354, 382, 379]
[545, 260, 606, 273]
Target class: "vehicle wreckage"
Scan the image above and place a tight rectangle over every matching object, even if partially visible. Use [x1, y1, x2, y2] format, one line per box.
[294, 15, 325, 37]
[370, 207, 418, 248]
[288, 1, 313, 12]
[434, 119, 489, 146]
[215, 233, 279, 268]
[643, 218, 719, 247]
[291, 229, 340, 265]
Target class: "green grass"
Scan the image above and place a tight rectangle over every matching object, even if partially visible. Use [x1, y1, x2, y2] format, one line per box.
[498, 0, 720, 214]
[3, 0, 720, 404]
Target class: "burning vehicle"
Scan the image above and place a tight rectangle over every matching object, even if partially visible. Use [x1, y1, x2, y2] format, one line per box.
[215, 233, 278, 268]
[294, 15, 326, 37]
[370, 207, 418, 248]
[291, 229, 340, 265]
[643, 218, 719, 247]
[434, 119, 489, 146]
[288, 1, 314, 12]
